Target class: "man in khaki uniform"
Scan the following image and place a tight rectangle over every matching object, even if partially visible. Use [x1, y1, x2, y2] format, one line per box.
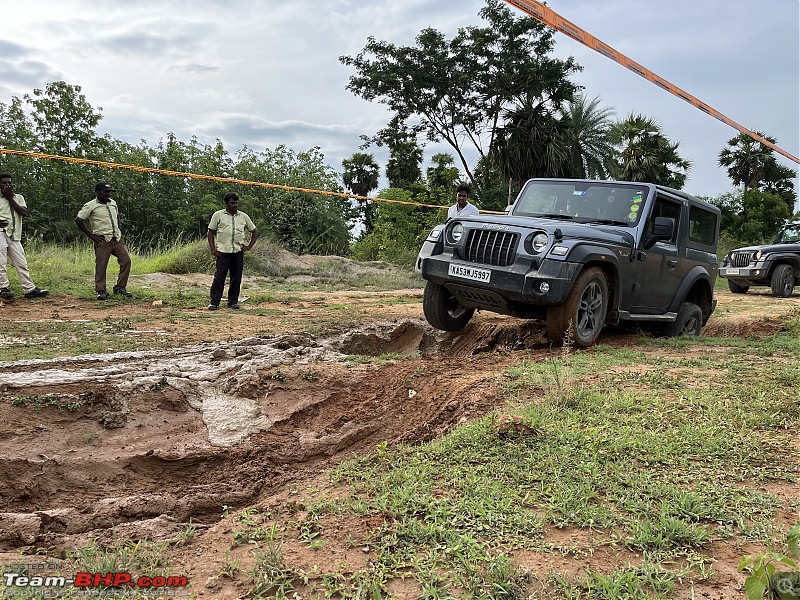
[75, 182, 132, 300]
[0, 173, 49, 299]
[207, 192, 259, 310]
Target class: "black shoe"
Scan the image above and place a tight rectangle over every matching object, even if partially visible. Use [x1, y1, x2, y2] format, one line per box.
[0, 288, 14, 299]
[113, 287, 133, 298]
[208, 303, 218, 311]
[97, 292, 108, 300]
[228, 303, 240, 309]
[24, 288, 49, 299]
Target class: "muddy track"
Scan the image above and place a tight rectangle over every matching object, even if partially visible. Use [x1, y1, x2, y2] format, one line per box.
[0, 285, 796, 563]
[0, 318, 561, 551]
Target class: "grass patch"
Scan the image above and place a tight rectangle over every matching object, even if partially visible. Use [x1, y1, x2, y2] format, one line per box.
[232, 332, 799, 598]
[16, 238, 421, 302]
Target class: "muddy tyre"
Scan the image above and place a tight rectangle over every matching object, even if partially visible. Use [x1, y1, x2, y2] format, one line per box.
[727, 280, 749, 294]
[658, 301, 702, 337]
[423, 282, 474, 332]
[770, 264, 795, 297]
[546, 267, 608, 348]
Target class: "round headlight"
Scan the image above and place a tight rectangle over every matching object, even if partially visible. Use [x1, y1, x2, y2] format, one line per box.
[531, 232, 549, 253]
[450, 223, 464, 242]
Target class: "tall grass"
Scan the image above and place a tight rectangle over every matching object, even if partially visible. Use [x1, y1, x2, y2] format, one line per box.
[13, 236, 421, 299]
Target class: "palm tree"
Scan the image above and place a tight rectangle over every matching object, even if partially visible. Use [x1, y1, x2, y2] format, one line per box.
[386, 139, 423, 189]
[718, 132, 774, 190]
[491, 94, 571, 188]
[608, 113, 690, 188]
[342, 152, 380, 234]
[560, 94, 615, 179]
[719, 132, 797, 213]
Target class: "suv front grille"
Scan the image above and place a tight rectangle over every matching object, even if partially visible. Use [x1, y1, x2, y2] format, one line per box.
[464, 230, 519, 266]
[730, 252, 755, 267]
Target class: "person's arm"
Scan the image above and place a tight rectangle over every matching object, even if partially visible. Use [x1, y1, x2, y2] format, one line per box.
[6, 195, 28, 218]
[244, 228, 259, 251]
[75, 216, 103, 243]
[207, 229, 221, 257]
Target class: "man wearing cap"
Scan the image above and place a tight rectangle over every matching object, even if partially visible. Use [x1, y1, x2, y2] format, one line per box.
[207, 192, 259, 310]
[75, 183, 133, 300]
[0, 173, 49, 300]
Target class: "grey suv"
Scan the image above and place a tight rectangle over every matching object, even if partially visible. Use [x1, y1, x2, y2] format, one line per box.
[416, 178, 721, 347]
[719, 221, 800, 297]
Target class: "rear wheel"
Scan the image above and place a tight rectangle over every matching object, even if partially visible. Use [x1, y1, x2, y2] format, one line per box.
[770, 264, 795, 297]
[546, 267, 608, 348]
[422, 282, 474, 332]
[658, 302, 702, 337]
[727, 279, 749, 294]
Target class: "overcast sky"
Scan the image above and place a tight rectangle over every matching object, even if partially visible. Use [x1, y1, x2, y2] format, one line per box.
[2, 0, 798, 202]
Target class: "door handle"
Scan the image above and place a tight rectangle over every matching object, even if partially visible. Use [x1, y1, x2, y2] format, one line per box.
[667, 259, 678, 268]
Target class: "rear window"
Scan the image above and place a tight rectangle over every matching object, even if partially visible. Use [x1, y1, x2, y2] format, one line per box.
[688, 206, 717, 246]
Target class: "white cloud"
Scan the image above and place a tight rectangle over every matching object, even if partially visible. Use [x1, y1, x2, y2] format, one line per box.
[1, 0, 797, 201]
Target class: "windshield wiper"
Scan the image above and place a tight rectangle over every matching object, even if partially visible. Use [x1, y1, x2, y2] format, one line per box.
[587, 218, 629, 226]
[534, 213, 575, 220]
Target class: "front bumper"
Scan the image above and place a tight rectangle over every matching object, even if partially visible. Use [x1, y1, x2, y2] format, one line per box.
[718, 265, 767, 281]
[420, 254, 580, 308]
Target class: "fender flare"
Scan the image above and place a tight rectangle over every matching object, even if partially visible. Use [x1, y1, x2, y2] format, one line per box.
[669, 266, 714, 313]
[565, 243, 625, 309]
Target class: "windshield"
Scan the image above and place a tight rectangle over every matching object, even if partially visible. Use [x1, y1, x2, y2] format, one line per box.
[775, 224, 800, 244]
[511, 181, 650, 225]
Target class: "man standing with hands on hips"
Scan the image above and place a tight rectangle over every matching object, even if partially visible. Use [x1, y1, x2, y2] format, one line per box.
[75, 182, 133, 300]
[207, 192, 259, 310]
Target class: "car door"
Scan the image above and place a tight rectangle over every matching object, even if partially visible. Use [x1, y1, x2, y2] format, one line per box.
[631, 195, 686, 313]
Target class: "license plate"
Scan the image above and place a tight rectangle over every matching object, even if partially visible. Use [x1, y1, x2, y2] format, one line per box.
[448, 263, 491, 283]
[725, 268, 740, 275]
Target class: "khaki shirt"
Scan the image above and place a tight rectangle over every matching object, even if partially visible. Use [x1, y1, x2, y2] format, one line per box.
[208, 209, 256, 253]
[76, 198, 122, 242]
[0, 193, 26, 241]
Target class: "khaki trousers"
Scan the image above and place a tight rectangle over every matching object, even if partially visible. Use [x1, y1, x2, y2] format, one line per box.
[94, 238, 131, 293]
[0, 231, 36, 293]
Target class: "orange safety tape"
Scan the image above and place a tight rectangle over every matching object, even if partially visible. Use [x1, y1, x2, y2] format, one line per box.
[503, 0, 799, 164]
[0, 147, 468, 211]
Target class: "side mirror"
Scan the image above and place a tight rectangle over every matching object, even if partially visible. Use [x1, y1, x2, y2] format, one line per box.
[644, 216, 674, 249]
[505, 205, 513, 214]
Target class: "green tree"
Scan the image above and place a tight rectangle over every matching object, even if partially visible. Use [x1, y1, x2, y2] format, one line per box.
[0, 96, 38, 204]
[350, 188, 446, 267]
[718, 132, 797, 213]
[386, 139, 423, 189]
[608, 113, 690, 188]
[257, 146, 353, 255]
[426, 153, 461, 193]
[26, 81, 102, 156]
[20, 82, 104, 233]
[738, 189, 790, 244]
[342, 152, 380, 235]
[491, 93, 572, 188]
[707, 188, 790, 246]
[340, 0, 580, 198]
[560, 94, 615, 179]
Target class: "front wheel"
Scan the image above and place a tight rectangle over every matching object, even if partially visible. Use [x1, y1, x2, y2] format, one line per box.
[422, 282, 474, 332]
[658, 302, 702, 337]
[770, 264, 795, 297]
[546, 267, 608, 348]
[727, 279, 749, 294]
